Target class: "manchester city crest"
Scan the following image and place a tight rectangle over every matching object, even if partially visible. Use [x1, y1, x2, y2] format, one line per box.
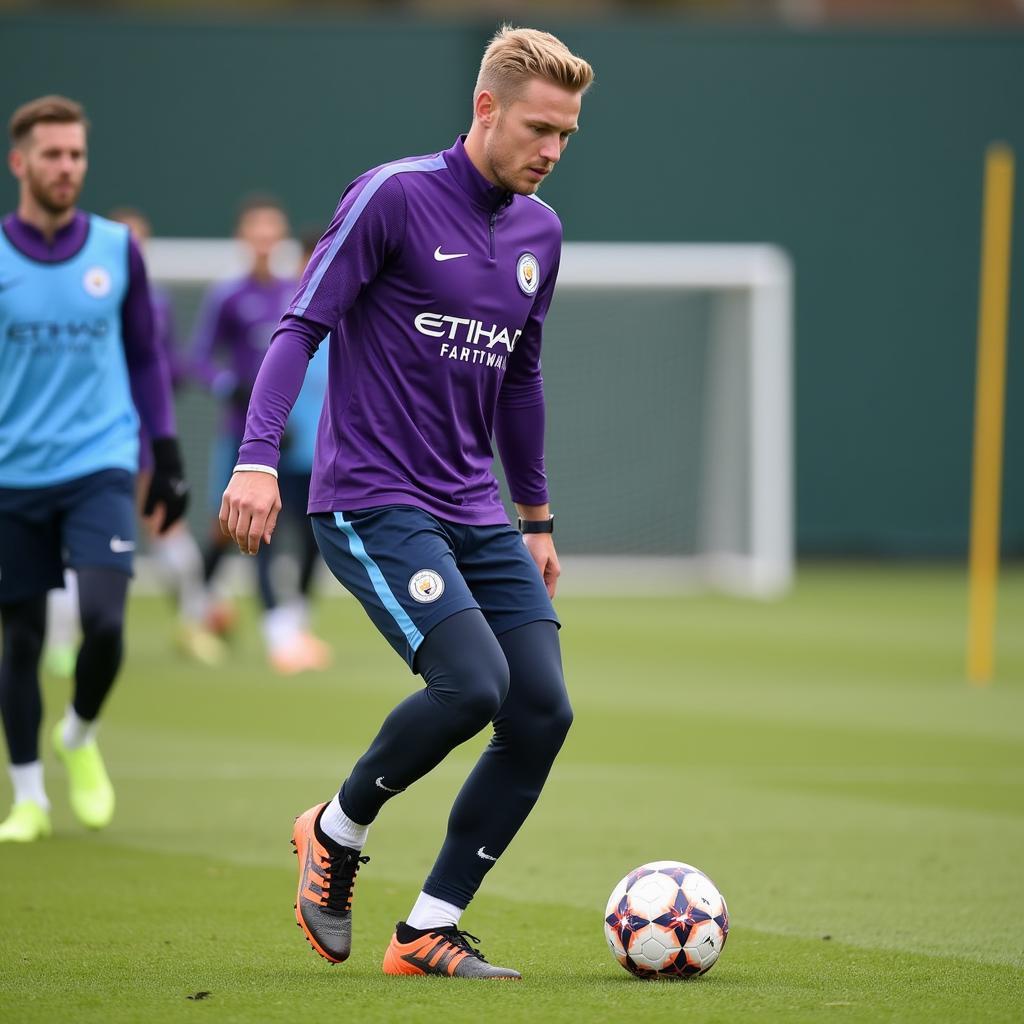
[408, 569, 445, 603]
[83, 266, 112, 298]
[516, 252, 539, 296]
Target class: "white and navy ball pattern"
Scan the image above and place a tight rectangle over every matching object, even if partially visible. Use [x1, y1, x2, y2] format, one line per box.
[604, 861, 729, 979]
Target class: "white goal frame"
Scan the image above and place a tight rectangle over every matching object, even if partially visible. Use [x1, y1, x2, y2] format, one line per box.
[558, 244, 793, 598]
[147, 239, 793, 598]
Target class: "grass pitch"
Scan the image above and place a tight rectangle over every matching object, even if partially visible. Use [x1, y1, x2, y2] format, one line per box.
[1, 564, 1022, 1023]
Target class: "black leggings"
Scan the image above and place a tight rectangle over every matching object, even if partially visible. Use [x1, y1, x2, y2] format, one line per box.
[0, 567, 128, 764]
[338, 609, 572, 908]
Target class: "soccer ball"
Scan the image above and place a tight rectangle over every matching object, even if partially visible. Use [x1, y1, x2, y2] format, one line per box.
[604, 860, 729, 979]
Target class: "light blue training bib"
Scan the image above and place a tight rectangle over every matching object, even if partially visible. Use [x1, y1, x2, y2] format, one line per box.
[0, 214, 139, 486]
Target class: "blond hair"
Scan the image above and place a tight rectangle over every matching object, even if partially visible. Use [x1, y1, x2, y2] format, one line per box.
[9, 95, 88, 145]
[475, 26, 594, 103]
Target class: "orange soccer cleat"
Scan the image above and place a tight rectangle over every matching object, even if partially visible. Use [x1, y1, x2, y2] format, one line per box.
[382, 922, 521, 980]
[204, 599, 238, 638]
[291, 803, 369, 963]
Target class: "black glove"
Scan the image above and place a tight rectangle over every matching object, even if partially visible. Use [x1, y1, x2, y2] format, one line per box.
[144, 437, 190, 534]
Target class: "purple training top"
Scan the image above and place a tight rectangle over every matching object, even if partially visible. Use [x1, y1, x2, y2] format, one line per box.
[138, 284, 182, 472]
[1, 210, 176, 444]
[152, 285, 185, 388]
[239, 136, 561, 526]
[190, 274, 297, 438]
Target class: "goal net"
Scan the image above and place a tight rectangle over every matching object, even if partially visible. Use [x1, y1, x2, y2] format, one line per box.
[147, 240, 793, 598]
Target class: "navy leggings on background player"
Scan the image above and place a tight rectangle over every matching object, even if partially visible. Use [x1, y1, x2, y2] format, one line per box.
[192, 200, 331, 673]
[3, 566, 128, 762]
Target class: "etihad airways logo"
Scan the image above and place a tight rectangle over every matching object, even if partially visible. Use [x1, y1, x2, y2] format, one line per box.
[7, 318, 110, 343]
[414, 312, 521, 353]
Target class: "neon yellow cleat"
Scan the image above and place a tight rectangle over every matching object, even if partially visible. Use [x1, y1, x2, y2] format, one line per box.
[176, 623, 226, 666]
[0, 800, 52, 843]
[52, 723, 115, 829]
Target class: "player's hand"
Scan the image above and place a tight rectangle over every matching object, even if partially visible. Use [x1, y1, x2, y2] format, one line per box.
[143, 437, 190, 535]
[524, 533, 561, 599]
[219, 470, 281, 555]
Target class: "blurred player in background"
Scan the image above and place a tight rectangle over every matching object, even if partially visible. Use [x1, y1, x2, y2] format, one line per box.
[44, 208, 223, 670]
[191, 198, 328, 672]
[261, 226, 332, 673]
[0, 96, 188, 842]
[221, 27, 592, 977]
[111, 208, 224, 665]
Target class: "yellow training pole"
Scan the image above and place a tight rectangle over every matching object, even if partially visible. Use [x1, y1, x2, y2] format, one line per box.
[967, 143, 1015, 687]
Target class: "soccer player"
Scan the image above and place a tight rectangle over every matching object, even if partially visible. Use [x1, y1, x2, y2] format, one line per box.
[191, 197, 328, 670]
[221, 27, 592, 978]
[260, 227, 332, 673]
[110, 207, 224, 666]
[0, 96, 188, 842]
[44, 209, 223, 671]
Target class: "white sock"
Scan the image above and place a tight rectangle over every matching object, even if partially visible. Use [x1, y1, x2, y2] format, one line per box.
[318, 794, 369, 850]
[61, 706, 97, 750]
[9, 762, 49, 810]
[262, 606, 300, 654]
[406, 891, 463, 931]
[287, 597, 310, 631]
[47, 569, 80, 648]
[154, 529, 209, 624]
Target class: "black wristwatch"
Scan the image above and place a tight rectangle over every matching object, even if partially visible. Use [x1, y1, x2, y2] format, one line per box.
[518, 515, 554, 534]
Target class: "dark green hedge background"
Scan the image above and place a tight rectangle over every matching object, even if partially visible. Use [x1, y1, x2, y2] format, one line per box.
[2, 15, 1021, 554]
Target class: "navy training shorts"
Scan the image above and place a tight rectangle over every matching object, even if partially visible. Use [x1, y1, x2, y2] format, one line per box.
[311, 505, 559, 670]
[0, 469, 136, 603]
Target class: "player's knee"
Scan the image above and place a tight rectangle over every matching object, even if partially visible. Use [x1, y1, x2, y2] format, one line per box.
[420, 610, 510, 726]
[532, 687, 574, 755]
[77, 568, 128, 646]
[2, 615, 45, 669]
[548, 692, 574, 744]
[79, 603, 124, 647]
[458, 656, 510, 726]
[498, 676, 573, 758]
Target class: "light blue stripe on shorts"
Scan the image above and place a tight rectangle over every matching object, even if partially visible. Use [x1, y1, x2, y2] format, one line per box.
[333, 511, 425, 651]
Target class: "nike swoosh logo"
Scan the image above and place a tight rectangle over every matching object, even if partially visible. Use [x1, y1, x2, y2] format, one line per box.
[476, 846, 498, 862]
[109, 537, 135, 553]
[375, 776, 405, 794]
[434, 247, 468, 262]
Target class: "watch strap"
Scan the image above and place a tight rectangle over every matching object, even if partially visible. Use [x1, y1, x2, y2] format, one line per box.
[518, 515, 554, 534]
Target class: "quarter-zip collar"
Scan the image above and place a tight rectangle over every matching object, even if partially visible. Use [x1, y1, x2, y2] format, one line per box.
[444, 136, 513, 214]
[3, 209, 90, 263]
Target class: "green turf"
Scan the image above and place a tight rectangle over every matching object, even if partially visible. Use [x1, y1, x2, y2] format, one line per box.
[1, 564, 1023, 1022]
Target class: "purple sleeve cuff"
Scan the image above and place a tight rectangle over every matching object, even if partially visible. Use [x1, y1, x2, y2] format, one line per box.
[123, 237, 176, 439]
[494, 384, 549, 506]
[236, 315, 325, 469]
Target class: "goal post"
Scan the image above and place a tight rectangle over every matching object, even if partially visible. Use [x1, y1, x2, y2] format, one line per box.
[145, 239, 794, 599]
[556, 244, 793, 598]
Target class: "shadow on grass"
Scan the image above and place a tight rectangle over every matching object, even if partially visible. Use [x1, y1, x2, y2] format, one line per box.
[565, 967, 739, 988]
